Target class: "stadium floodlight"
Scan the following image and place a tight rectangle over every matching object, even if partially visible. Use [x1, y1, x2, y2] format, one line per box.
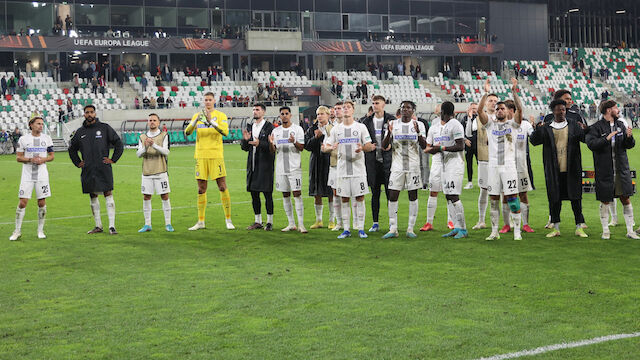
[568, 8, 579, 13]
[616, 10, 626, 14]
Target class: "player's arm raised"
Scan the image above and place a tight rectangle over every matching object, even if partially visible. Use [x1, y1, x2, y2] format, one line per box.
[477, 79, 490, 126]
[511, 77, 523, 124]
[381, 121, 393, 150]
[184, 113, 198, 135]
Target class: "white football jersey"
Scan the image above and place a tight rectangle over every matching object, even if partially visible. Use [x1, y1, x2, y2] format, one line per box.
[389, 119, 426, 173]
[514, 121, 533, 172]
[426, 117, 444, 164]
[324, 121, 372, 178]
[485, 118, 518, 167]
[272, 124, 305, 175]
[17, 133, 53, 182]
[429, 119, 464, 166]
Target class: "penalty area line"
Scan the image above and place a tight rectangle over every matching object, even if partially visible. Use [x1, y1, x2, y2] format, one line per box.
[473, 331, 640, 360]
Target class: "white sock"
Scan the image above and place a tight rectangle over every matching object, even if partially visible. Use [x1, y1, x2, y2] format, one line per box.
[599, 202, 610, 233]
[356, 200, 366, 230]
[388, 200, 398, 232]
[521, 202, 529, 225]
[283, 197, 294, 226]
[90, 197, 102, 228]
[162, 199, 171, 225]
[502, 202, 511, 227]
[623, 203, 634, 234]
[294, 196, 304, 227]
[426, 195, 437, 223]
[453, 200, 466, 230]
[37, 206, 46, 232]
[267, 214, 273, 224]
[554, 223, 560, 231]
[351, 200, 357, 229]
[15, 206, 25, 232]
[341, 201, 351, 232]
[490, 199, 500, 233]
[255, 214, 262, 224]
[314, 203, 323, 223]
[478, 188, 488, 223]
[408, 200, 418, 232]
[333, 194, 342, 226]
[610, 198, 618, 222]
[105, 195, 116, 229]
[511, 212, 521, 237]
[446, 201, 455, 226]
[143, 199, 152, 226]
[328, 199, 335, 223]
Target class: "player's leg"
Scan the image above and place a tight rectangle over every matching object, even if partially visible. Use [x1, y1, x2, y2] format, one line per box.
[332, 187, 342, 231]
[369, 169, 382, 232]
[464, 146, 474, 189]
[290, 173, 306, 233]
[383, 189, 400, 238]
[215, 159, 234, 229]
[609, 198, 619, 226]
[486, 167, 502, 240]
[620, 196, 638, 238]
[571, 198, 587, 238]
[505, 195, 521, 241]
[10, 196, 28, 240]
[599, 201, 611, 239]
[336, 177, 352, 238]
[281, 191, 296, 231]
[326, 193, 334, 227]
[443, 166, 466, 238]
[139, 193, 153, 232]
[312, 195, 324, 229]
[88, 192, 103, 234]
[36, 198, 47, 239]
[547, 199, 562, 237]
[421, 162, 442, 231]
[103, 190, 117, 234]
[500, 194, 511, 233]
[474, 161, 489, 229]
[519, 192, 533, 233]
[352, 177, 369, 238]
[263, 191, 274, 231]
[407, 189, 419, 238]
[189, 179, 208, 230]
[247, 191, 263, 230]
[160, 193, 173, 232]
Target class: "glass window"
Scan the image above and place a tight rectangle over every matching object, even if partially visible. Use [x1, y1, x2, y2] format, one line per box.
[275, 12, 299, 29]
[300, 0, 313, 12]
[170, 53, 196, 71]
[314, 13, 341, 31]
[410, 1, 429, 15]
[196, 53, 221, 68]
[416, 16, 430, 33]
[210, 0, 224, 9]
[431, 2, 454, 17]
[315, 0, 340, 13]
[178, 8, 208, 27]
[112, 0, 143, 5]
[349, 14, 367, 31]
[150, 0, 176, 6]
[367, 15, 381, 31]
[7, 2, 52, 34]
[111, 6, 143, 26]
[389, 0, 409, 15]
[455, 17, 477, 34]
[276, 0, 298, 11]
[454, 2, 478, 17]
[431, 16, 453, 33]
[74, 4, 109, 26]
[342, 14, 349, 30]
[253, 0, 275, 11]
[225, 10, 250, 26]
[367, 0, 387, 14]
[382, 15, 388, 31]
[145, 7, 177, 28]
[389, 15, 409, 33]
[227, 0, 250, 9]
[342, 0, 366, 13]
[177, 0, 208, 7]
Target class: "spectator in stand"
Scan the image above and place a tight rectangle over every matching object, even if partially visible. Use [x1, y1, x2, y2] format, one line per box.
[58, 107, 65, 123]
[143, 96, 150, 109]
[11, 128, 21, 152]
[73, 74, 80, 94]
[157, 95, 165, 109]
[7, 76, 16, 95]
[356, 82, 362, 99]
[397, 62, 404, 76]
[416, 64, 422, 80]
[65, 15, 72, 32]
[98, 75, 105, 94]
[17, 75, 26, 95]
[25, 60, 32, 77]
[134, 97, 140, 109]
[336, 81, 343, 99]
[91, 77, 98, 95]
[140, 74, 148, 92]
[166, 97, 173, 108]
[149, 97, 157, 109]
[155, 73, 162, 87]
[1, 76, 6, 96]
[601, 90, 610, 101]
[589, 66, 593, 80]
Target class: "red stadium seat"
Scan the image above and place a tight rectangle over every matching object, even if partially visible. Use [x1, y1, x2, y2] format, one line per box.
[426, 93, 432, 97]
[171, 86, 178, 92]
[532, 96, 537, 101]
[441, 85, 446, 90]
[158, 86, 165, 92]
[63, 88, 69, 94]
[201, 81, 207, 86]
[56, 99, 63, 106]
[529, 80, 534, 85]
[5, 94, 11, 100]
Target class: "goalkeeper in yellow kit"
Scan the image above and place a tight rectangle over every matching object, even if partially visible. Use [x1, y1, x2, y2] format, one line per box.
[185, 92, 235, 230]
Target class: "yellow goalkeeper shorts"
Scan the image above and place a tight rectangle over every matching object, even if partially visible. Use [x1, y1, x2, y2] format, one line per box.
[195, 158, 227, 180]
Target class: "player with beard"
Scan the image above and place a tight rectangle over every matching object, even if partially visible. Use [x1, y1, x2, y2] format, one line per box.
[327, 101, 344, 231]
[478, 79, 523, 241]
[69, 105, 124, 235]
[269, 106, 307, 233]
[586, 100, 638, 239]
[472, 92, 497, 230]
[425, 101, 468, 238]
[381, 100, 427, 238]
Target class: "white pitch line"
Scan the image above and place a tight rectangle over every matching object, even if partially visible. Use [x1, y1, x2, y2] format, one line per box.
[474, 332, 640, 360]
[0, 198, 283, 225]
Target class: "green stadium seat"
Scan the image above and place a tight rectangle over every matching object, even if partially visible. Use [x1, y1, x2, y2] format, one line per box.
[108, 98, 115, 104]
[72, 99, 78, 105]
[170, 91, 177, 96]
[156, 91, 163, 96]
[197, 86, 204, 91]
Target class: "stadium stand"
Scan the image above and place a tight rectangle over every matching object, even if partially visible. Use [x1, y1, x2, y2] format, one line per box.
[579, 47, 640, 98]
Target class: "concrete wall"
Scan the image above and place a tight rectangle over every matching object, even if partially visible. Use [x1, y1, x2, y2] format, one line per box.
[246, 31, 302, 52]
[489, 2, 549, 61]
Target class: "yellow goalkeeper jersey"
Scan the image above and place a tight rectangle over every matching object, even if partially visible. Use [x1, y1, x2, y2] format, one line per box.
[186, 109, 229, 159]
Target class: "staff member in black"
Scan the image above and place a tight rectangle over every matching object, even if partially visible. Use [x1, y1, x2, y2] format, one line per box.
[586, 100, 638, 239]
[530, 99, 588, 238]
[305, 105, 333, 228]
[463, 103, 478, 189]
[68, 104, 124, 234]
[361, 95, 394, 232]
[242, 103, 275, 231]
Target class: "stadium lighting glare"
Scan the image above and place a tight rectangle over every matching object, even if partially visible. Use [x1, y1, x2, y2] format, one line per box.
[616, 10, 626, 14]
[69, 30, 78, 37]
[73, 51, 82, 55]
[32, 2, 38, 7]
[568, 8, 579, 13]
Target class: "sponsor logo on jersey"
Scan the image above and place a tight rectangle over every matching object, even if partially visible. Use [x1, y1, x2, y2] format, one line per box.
[339, 138, 360, 144]
[492, 128, 512, 136]
[395, 134, 418, 140]
[517, 134, 526, 140]
[277, 138, 290, 145]
[433, 136, 451, 142]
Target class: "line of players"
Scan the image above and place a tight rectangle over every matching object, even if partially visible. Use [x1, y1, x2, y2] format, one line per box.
[9, 78, 637, 241]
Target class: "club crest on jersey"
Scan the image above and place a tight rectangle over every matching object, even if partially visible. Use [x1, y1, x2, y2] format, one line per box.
[353, 130, 358, 136]
[96, 131, 101, 136]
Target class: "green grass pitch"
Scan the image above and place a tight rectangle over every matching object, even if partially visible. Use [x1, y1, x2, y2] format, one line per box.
[1, 140, 639, 359]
